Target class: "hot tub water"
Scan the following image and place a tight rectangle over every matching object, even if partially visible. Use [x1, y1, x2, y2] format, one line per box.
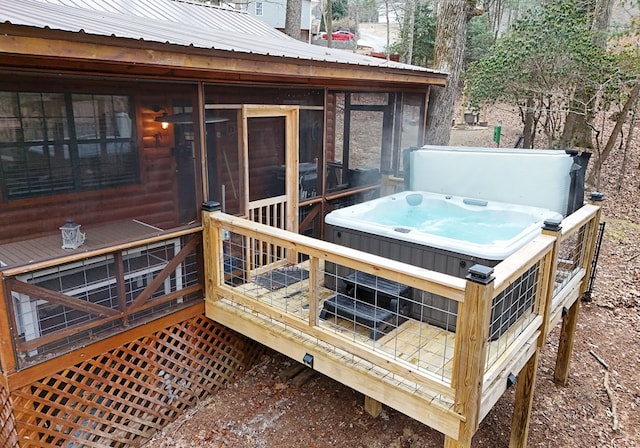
[362, 194, 539, 245]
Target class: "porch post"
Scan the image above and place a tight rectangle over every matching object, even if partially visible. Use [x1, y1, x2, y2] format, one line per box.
[202, 201, 223, 301]
[444, 265, 494, 448]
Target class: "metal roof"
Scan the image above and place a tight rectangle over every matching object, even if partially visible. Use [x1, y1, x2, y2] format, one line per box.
[0, 0, 445, 75]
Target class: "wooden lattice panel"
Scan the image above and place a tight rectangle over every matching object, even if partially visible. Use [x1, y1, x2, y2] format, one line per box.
[0, 380, 18, 448]
[10, 315, 265, 447]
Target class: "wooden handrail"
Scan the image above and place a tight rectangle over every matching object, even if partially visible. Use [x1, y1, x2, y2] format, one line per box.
[558, 204, 600, 241]
[208, 211, 466, 302]
[1, 224, 202, 277]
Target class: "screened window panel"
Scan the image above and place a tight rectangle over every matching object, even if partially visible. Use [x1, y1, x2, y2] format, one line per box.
[0, 91, 139, 200]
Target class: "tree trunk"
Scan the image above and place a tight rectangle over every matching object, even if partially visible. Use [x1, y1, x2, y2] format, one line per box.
[326, 0, 334, 48]
[285, 0, 302, 40]
[560, 0, 613, 148]
[522, 99, 535, 149]
[425, 0, 474, 145]
[385, 0, 390, 60]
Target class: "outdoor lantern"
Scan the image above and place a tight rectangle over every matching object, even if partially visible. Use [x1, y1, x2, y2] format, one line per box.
[59, 220, 86, 249]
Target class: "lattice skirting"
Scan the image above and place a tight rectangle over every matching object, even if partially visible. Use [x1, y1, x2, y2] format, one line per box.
[6, 315, 266, 448]
[0, 380, 18, 448]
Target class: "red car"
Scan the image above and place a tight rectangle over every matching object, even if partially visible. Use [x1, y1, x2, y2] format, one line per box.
[321, 30, 355, 41]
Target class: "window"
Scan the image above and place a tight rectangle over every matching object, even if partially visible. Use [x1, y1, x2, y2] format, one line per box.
[0, 91, 139, 200]
[255, 1, 263, 16]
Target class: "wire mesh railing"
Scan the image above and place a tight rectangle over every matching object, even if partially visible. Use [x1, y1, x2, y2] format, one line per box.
[1, 228, 204, 370]
[205, 211, 556, 397]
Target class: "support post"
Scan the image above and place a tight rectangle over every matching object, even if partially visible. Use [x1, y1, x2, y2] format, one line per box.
[444, 265, 495, 448]
[555, 194, 602, 385]
[202, 201, 223, 301]
[539, 218, 562, 340]
[0, 272, 18, 374]
[554, 300, 580, 385]
[364, 395, 382, 418]
[509, 348, 540, 448]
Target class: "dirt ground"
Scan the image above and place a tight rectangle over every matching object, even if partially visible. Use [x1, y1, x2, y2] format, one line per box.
[148, 107, 640, 448]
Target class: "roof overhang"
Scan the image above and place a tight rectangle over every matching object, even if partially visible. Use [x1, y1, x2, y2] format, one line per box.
[0, 24, 447, 89]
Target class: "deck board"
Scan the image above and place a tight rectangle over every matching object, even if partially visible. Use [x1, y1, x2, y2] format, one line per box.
[0, 220, 162, 269]
[225, 259, 536, 385]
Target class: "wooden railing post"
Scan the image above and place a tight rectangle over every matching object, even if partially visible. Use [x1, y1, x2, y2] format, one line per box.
[308, 257, 319, 327]
[539, 218, 562, 339]
[202, 201, 223, 301]
[445, 265, 495, 448]
[0, 273, 18, 374]
[554, 194, 603, 385]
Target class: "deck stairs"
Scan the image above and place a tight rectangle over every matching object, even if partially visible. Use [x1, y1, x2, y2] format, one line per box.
[320, 271, 411, 340]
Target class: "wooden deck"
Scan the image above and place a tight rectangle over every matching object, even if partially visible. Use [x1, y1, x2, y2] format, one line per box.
[202, 204, 602, 448]
[0, 220, 163, 269]
[221, 260, 536, 383]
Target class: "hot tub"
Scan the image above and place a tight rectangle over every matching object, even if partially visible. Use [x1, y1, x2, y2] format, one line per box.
[324, 190, 562, 337]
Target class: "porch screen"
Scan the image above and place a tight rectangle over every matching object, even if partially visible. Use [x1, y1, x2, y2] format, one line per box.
[0, 91, 139, 200]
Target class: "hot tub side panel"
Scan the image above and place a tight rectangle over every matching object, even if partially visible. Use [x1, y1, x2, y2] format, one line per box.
[324, 224, 535, 339]
[324, 223, 497, 332]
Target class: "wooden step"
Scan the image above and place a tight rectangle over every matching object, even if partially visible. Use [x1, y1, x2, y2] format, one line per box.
[320, 294, 399, 340]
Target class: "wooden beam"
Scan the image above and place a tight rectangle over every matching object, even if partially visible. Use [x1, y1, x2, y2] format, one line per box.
[554, 299, 580, 386]
[209, 286, 455, 399]
[7, 278, 120, 317]
[1, 225, 202, 277]
[0, 31, 447, 88]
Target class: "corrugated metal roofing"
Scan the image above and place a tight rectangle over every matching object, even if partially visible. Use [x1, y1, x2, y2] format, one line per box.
[0, 0, 446, 75]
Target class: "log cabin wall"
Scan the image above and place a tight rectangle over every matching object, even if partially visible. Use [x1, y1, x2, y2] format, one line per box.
[325, 92, 337, 168]
[0, 74, 200, 244]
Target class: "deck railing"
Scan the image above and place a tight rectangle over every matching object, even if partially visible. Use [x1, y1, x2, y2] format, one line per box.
[543, 204, 602, 331]
[202, 210, 572, 409]
[0, 226, 204, 371]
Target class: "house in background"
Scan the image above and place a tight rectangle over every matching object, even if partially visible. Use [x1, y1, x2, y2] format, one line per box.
[229, 0, 316, 41]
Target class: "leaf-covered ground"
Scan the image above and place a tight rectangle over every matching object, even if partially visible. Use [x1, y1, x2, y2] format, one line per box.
[148, 108, 640, 447]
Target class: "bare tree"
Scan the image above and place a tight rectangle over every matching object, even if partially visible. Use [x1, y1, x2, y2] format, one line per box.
[425, 0, 480, 145]
[285, 0, 303, 40]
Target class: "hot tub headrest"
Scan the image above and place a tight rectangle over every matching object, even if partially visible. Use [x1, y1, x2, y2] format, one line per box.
[406, 146, 590, 216]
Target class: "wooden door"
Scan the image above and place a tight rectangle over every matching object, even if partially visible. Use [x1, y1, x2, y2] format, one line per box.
[241, 105, 299, 275]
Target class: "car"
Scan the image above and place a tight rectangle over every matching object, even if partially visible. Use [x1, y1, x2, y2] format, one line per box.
[321, 30, 355, 41]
